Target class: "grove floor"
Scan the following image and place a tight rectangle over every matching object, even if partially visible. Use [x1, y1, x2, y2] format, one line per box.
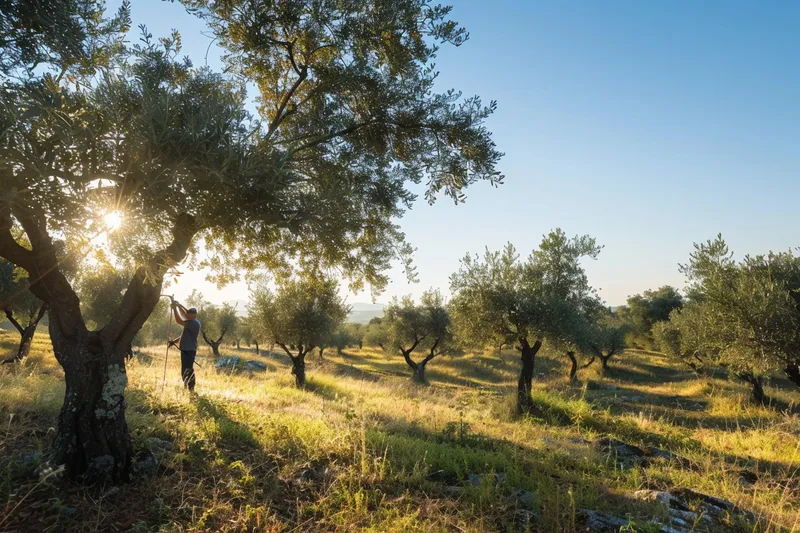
[0, 331, 798, 532]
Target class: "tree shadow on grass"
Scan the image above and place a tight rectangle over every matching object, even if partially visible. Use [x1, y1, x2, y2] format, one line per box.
[359, 411, 735, 533]
[194, 395, 262, 450]
[592, 363, 698, 385]
[322, 359, 385, 382]
[304, 378, 359, 401]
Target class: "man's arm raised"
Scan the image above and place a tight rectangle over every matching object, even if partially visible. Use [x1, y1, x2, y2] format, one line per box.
[172, 302, 186, 326]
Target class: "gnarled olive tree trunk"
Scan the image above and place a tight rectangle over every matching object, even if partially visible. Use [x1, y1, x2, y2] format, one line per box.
[566, 350, 578, 381]
[202, 329, 227, 357]
[517, 338, 542, 414]
[50, 320, 133, 482]
[400, 337, 439, 384]
[404, 352, 434, 383]
[278, 343, 311, 388]
[738, 372, 768, 405]
[0, 208, 196, 482]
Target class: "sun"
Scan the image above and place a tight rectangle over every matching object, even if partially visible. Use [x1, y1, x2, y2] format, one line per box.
[103, 210, 123, 231]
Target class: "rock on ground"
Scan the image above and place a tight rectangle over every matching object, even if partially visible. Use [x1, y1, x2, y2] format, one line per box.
[633, 488, 757, 532]
[246, 360, 268, 372]
[594, 437, 690, 469]
[215, 356, 242, 372]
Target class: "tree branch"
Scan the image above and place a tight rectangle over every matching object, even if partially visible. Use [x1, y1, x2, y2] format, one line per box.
[0, 200, 85, 337]
[400, 347, 417, 370]
[32, 301, 47, 327]
[287, 120, 377, 156]
[277, 342, 296, 362]
[265, 64, 307, 141]
[0, 205, 35, 271]
[201, 329, 214, 347]
[102, 213, 199, 351]
[215, 325, 228, 345]
[4, 308, 24, 333]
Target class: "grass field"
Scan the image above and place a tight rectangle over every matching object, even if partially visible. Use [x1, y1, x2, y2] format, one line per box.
[0, 330, 799, 532]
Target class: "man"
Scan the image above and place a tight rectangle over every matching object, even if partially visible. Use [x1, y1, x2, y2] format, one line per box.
[171, 302, 201, 391]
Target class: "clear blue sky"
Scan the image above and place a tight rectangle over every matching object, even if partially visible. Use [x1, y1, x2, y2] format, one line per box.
[114, 0, 800, 307]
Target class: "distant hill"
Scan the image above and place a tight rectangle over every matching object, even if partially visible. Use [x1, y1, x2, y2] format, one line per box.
[347, 302, 384, 324]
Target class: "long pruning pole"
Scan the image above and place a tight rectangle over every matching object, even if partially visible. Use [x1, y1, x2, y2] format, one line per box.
[161, 294, 175, 394]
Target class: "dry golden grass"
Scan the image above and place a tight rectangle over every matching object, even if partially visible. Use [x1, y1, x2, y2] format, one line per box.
[0, 330, 799, 532]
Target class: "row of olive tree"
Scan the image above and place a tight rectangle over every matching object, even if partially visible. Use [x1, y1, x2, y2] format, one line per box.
[0, 0, 502, 482]
[652, 236, 800, 405]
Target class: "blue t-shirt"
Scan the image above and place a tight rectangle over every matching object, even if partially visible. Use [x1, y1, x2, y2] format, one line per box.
[180, 319, 201, 351]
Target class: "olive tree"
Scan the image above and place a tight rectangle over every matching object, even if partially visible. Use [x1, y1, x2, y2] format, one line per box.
[450, 242, 544, 409]
[671, 236, 800, 403]
[651, 306, 715, 376]
[617, 286, 683, 349]
[450, 230, 602, 413]
[583, 311, 629, 371]
[241, 315, 262, 353]
[249, 277, 348, 387]
[0, 0, 501, 482]
[363, 317, 387, 350]
[0, 0, 128, 75]
[200, 303, 238, 356]
[345, 323, 365, 350]
[0, 260, 47, 362]
[381, 289, 454, 383]
[233, 316, 254, 351]
[545, 301, 596, 382]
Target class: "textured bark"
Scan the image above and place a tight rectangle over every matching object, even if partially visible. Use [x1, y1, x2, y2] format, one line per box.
[412, 359, 428, 383]
[292, 353, 306, 387]
[278, 343, 309, 388]
[254, 340, 259, 354]
[50, 318, 132, 483]
[517, 338, 542, 414]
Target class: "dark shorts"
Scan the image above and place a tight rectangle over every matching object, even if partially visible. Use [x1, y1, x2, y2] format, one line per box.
[180, 350, 196, 391]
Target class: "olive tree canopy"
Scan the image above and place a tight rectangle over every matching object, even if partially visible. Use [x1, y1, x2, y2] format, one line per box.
[672, 236, 800, 402]
[0, 0, 502, 482]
